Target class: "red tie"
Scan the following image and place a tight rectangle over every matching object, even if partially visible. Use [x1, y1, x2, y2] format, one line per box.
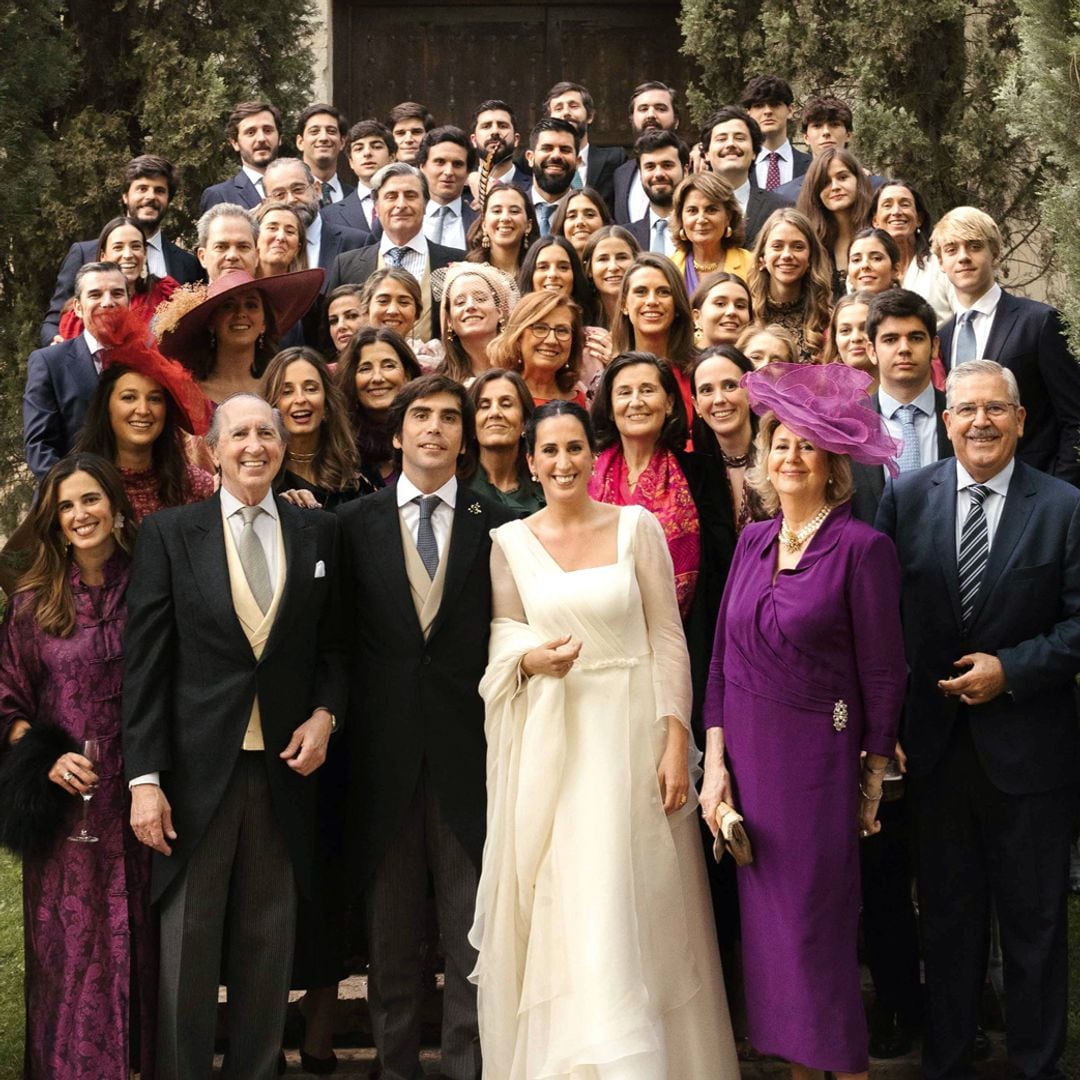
[766, 152, 781, 191]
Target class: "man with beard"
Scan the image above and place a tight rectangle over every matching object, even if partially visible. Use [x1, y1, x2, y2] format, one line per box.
[612, 80, 680, 225]
[40, 155, 202, 346]
[625, 130, 688, 257]
[262, 157, 368, 277]
[544, 80, 624, 210]
[526, 117, 580, 237]
[416, 126, 477, 250]
[321, 120, 397, 237]
[700, 104, 792, 246]
[201, 100, 283, 211]
[466, 99, 530, 201]
[295, 102, 354, 205]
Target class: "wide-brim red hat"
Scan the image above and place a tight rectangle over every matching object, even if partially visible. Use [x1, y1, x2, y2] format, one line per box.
[153, 267, 325, 361]
[94, 307, 214, 436]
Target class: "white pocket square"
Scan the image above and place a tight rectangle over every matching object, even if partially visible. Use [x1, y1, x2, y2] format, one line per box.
[314, 560, 326, 578]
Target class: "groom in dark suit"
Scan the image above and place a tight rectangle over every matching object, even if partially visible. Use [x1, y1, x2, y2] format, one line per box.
[876, 360, 1080, 1080]
[338, 374, 514, 1080]
[122, 393, 346, 1079]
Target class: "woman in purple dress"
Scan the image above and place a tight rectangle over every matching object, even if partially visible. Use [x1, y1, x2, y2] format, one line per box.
[0, 454, 154, 1080]
[701, 363, 907, 1078]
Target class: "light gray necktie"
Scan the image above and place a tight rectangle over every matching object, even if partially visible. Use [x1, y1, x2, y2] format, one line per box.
[433, 205, 451, 245]
[650, 217, 669, 254]
[956, 310, 978, 364]
[536, 202, 555, 237]
[237, 505, 272, 613]
[414, 495, 440, 578]
[895, 404, 923, 473]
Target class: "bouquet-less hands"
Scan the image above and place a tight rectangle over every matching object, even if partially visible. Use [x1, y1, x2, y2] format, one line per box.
[521, 634, 582, 679]
[700, 727, 733, 836]
[858, 752, 889, 838]
[657, 719, 689, 815]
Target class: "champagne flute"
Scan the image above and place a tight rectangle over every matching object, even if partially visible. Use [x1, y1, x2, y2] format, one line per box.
[68, 737, 101, 844]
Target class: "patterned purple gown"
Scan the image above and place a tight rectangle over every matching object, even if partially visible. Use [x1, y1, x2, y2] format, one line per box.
[704, 504, 906, 1073]
[0, 554, 156, 1079]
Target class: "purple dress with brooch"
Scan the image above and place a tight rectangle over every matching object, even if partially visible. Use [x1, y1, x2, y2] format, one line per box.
[0, 554, 156, 1079]
[703, 503, 906, 1072]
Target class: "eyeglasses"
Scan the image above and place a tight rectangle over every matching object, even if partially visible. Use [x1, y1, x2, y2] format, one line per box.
[266, 183, 314, 200]
[528, 323, 573, 342]
[950, 401, 1016, 420]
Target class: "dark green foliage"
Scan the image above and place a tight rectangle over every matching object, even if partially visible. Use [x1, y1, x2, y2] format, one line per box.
[0, 0, 317, 534]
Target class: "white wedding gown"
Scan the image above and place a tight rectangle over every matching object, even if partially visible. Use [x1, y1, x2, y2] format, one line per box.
[470, 505, 739, 1080]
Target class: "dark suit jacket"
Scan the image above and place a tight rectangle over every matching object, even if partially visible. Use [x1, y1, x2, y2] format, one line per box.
[320, 191, 379, 240]
[875, 459, 1080, 793]
[850, 389, 952, 523]
[585, 144, 626, 211]
[315, 219, 373, 275]
[612, 159, 640, 225]
[755, 145, 811, 187]
[626, 214, 653, 252]
[336, 487, 516, 880]
[23, 335, 98, 480]
[40, 236, 204, 346]
[743, 184, 795, 247]
[200, 169, 261, 212]
[939, 290, 1080, 487]
[774, 170, 886, 204]
[121, 494, 347, 902]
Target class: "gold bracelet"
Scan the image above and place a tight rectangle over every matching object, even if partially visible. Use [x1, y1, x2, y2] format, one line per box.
[859, 785, 883, 802]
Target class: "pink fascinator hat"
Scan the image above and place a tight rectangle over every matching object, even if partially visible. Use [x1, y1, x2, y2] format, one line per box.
[742, 363, 903, 477]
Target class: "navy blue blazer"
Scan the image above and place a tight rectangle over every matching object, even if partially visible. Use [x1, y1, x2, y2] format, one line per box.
[321, 191, 380, 241]
[200, 169, 261, 213]
[23, 335, 98, 480]
[743, 183, 795, 247]
[316, 219, 373, 276]
[938, 289, 1080, 487]
[626, 214, 653, 252]
[40, 235, 204, 346]
[875, 458, 1080, 793]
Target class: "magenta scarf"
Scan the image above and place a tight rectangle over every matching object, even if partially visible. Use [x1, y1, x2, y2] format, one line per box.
[589, 445, 700, 617]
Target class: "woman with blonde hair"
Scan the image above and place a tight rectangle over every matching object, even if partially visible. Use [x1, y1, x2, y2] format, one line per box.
[670, 172, 753, 293]
[748, 209, 833, 364]
[435, 263, 519, 385]
[736, 323, 800, 368]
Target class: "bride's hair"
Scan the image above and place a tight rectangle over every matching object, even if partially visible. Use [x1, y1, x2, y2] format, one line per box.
[524, 399, 596, 455]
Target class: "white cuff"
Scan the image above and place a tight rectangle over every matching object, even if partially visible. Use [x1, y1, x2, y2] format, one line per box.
[129, 772, 160, 788]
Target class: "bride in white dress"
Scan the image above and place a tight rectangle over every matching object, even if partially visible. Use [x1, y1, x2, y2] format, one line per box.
[469, 399, 739, 1079]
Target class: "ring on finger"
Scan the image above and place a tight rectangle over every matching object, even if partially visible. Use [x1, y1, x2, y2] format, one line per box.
[63, 770, 74, 783]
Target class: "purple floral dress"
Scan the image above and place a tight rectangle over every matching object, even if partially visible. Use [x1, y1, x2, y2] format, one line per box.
[0, 554, 156, 1079]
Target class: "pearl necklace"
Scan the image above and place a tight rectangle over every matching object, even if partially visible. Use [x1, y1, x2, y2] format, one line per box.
[779, 505, 830, 553]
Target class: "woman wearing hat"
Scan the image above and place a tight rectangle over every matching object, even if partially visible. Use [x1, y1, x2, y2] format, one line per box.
[74, 308, 214, 520]
[701, 362, 907, 1078]
[435, 262, 519, 385]
[152, 267, 324, 404]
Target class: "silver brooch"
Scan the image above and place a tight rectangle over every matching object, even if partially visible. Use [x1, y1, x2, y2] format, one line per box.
[468, 502, 482, 515]
[833, 700, 848, 732]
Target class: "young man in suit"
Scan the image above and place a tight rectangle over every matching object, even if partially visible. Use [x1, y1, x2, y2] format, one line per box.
[325, 163, 463, 340]
[200, 100, 282, 212]
[40, 154, 203, 345]
[740, 75, 811, 192]
[295, 102, 354, 205]
[934, 206, 1080, 486]
[262, 157, 370, 277]
[612, 80, 680, 224]
[416, 126, 478, 250]
[466, 99, 531, 199]
[699, 105, 793, 247]
[338, 374, 515, 1080]
[387, 101, 435, 164]
[526, 117, 580, 237]
[123, 393, 346, 1079]
[850, 288, 952, 522]
[544, 80, 625, 210]
[625, 130, 688, 257]
[876, 359, 1080, 1080]
[321, 120, 397, 237]
[24, 262, 129, 479]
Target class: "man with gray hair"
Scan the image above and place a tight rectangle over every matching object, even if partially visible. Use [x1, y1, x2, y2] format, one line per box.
[196, 203, 260, 281]
[876, 358, 1080, 1080]
[123, 391, 346, 1079]
[325, 161, 464, 338]
[262, 157, 369, 274]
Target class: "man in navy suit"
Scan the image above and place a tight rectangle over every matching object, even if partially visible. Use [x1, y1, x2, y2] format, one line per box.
[262, 158, 369, 279]
[466, 100, 531, 201]
[25, 262, 129, 479]
[295, 102, 354, 205]
[612, 80, 681, 224]
[700, 106, 792, 247]
[40, 155, 203, 346]
[933, 206, 1080, 487]
[321, 120, 396, 238]
[416, 126, 478, 250]
[196, 204, 260, 282]
[200, 101, 282, 212]
[544, 80, 625, 210]
[877, 358, 1080, 1080]
[525, 118, 580, 237]
[740, 75, 811, 193]
[625, 131, 688, 257]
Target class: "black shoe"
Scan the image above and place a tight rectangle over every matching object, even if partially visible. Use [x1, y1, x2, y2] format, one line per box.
[869, 1010, 913, 1059]
[299, 1047, 338, 1075]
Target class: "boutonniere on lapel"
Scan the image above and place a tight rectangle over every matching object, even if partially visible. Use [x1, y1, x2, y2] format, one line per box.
[468, 502, 482, 515]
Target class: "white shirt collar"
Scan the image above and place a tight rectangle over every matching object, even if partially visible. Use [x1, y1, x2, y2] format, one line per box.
[428, 196, 462, 218]
[241, 164, 265, 190]
[397, 472, 458, 509]
[733, 179, 751, 212]
[959, 282, 1002, 320]
[879, 380, 937, 420]
[756, 140, 791, 163]
[955, 457, 1014, 500]
[531, 184, 561, 209]
[306, 213, 323, 244]
[82, 328, 102, 355]
[378, 229, 427, 256]
[220, 484, 279, 521]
